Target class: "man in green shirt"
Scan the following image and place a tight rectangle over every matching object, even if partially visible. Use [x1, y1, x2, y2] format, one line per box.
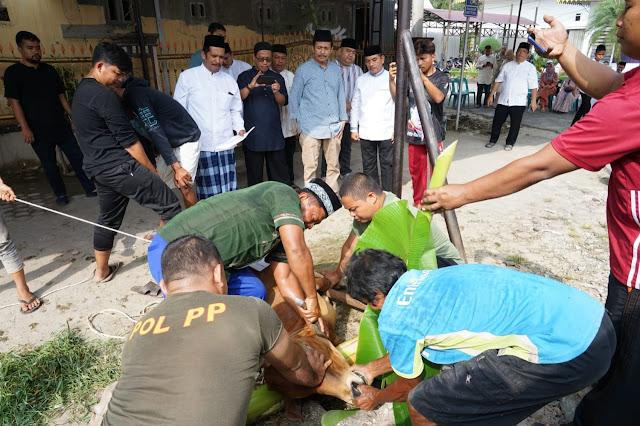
[317, 173, 463, 289]
[148, 178, 341, 327]
[103, 235, 331, 426]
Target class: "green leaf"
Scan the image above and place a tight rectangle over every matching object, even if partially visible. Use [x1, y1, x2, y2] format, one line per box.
[246, 384, 283, 423]
[321, 409, 360, 426]
[429, 140, 457, 190]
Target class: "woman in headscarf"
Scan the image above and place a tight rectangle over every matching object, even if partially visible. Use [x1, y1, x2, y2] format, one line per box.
[537, 60, 558, 112]
[552, 76, 579, 113]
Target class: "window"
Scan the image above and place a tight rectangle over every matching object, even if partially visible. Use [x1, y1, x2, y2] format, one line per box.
[0, 7, 9, 21]
[575, 13, 581, 21]
[266, 7, 271, 20]
[328, 11, 332, 22]
[190, 2, 206, 19]
[106, 0, 133, 23]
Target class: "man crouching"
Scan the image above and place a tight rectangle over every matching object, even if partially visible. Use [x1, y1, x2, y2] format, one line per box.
[346, 249, 615, 426]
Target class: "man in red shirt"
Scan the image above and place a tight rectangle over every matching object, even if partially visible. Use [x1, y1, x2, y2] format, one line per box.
[422, 9, 640, 426]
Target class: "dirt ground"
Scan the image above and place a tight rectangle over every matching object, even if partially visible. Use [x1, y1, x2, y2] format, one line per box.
[0, 107, 609, 425]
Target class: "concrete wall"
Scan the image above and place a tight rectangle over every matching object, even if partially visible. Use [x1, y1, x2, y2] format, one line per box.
[0, 131, 40, 171]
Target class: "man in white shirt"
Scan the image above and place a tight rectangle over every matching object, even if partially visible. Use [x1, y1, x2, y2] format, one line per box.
[476, 45, 496, 107]
[272, 44, 297, 184]
[174, 35, 245, 199]
[350, 45, 395, 190]
[222, 43, 252, 82]
[485, 42, 538, 151]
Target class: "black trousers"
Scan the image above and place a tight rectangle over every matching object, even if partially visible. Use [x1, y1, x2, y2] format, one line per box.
[572, 92, 592, 125]
[573, 274, 640, 426]
[489, 105, 526, 146]
[284, 136, 297, 184]
[92, 159, 181, 251]
[322, 123, 352, 176]
[477, 83, 491, 106]
[31, 130, 95, 197]
[243, 146, 290, 187]
[360, 138, 393, 191]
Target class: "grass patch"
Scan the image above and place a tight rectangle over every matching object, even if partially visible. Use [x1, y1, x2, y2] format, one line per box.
[0, 328, 122, 425]
[581, 224, 593, 231]
[506, 254, 527, 266]
[569, 231, 580, 239]
[543, 198, 553, 203]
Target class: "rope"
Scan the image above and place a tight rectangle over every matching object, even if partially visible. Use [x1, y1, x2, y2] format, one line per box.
[14, 198, 151, 243]
[87, 302, 161, 340]
[0, 268, 96, 311]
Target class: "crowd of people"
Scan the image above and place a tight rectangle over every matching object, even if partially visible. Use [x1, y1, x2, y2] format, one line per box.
[0, 3, 638, 425]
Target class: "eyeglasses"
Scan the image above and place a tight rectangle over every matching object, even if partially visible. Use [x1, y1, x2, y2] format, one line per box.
[256, 57, 272, 63]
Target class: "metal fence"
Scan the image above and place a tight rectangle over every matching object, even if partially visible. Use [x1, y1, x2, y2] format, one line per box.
[1, 32, 395, 124]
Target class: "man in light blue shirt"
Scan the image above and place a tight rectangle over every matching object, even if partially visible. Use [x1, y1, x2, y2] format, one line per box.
[345, 249, 615, 426]
[188, 23, 226, 69]
[289, 29, 347, 193]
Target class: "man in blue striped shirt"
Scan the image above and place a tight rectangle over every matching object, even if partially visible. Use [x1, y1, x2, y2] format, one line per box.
[289, 30, 348, 193]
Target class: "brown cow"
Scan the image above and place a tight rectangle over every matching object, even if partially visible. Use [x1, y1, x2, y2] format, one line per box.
[254, 268, 366, 404]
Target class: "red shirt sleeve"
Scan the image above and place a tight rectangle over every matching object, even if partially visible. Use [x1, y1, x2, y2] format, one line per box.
[551, 67, 640, 171]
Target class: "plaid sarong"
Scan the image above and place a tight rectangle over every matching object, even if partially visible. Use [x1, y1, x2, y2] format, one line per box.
[195, 149, 237, 200]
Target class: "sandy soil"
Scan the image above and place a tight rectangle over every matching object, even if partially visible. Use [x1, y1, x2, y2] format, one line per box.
[0, 108, 609, 424]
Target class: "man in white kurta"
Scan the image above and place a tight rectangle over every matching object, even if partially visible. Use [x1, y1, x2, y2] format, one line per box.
[272, 44, 297, 184]
[174, 35, 245, 199]
[350, 45, 395, 191]
[476, 45, 496, 107]
[222, 43, 252, 82]
[486, 41, 538, 151]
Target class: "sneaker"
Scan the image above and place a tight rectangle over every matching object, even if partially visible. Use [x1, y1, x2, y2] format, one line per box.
[56, 195, 69, 206]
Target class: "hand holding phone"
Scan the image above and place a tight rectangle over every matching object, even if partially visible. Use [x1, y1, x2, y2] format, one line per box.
[528, 35, 547, 55]
[257, 75, 277, 85]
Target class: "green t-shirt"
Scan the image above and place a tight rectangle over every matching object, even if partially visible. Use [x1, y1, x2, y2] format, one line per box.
[351, 191, 464, 264]
[103, 291, 283, 426]
[159, 182, 304, 268]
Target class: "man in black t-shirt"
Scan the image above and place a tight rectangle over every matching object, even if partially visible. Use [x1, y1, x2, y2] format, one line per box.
[389, 39, 449, 206]
[3, 31, 95, 206]
[71, 42, 181, 284]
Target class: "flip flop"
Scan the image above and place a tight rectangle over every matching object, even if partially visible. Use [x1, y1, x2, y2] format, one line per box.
[504, 145, 514, 151]
[130, 281, 163, 297]
[95, 262, 122, 284]
[19, 295, 43, 314]
[485, 142, 496, 148]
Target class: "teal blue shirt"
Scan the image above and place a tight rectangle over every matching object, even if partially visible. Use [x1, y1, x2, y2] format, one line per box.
[379, 264, 605, 378]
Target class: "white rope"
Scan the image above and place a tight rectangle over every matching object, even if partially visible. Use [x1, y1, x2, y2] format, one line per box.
[0, 268, 96, 311]
[14, 198, 151, 243]
[87, 302, 161, 340]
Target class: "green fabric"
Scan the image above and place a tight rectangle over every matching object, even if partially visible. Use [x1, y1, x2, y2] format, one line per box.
[158, 182, 304, 268]
[352, 194, 463, 265]
[103, 291, 283, 426]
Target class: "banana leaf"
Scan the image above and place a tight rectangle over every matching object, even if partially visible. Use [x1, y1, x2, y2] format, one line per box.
[354, 200, 437, 271]
[246, 384, 283, 423]
[320, 409, 360, 426]
[423, 140, 458, 222]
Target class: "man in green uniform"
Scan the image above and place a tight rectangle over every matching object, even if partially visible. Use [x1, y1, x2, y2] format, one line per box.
[148, 178, 341, 326]
[317, 173, 463, 289]
[103, 235, 331, 425]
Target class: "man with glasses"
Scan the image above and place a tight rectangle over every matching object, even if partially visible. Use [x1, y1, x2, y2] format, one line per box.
[238, 42, 289, 186]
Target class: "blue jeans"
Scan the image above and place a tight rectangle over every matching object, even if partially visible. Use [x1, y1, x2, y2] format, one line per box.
[147, 233, 266, 300]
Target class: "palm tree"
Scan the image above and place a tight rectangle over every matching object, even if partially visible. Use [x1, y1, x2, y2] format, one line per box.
[587, 0, 624, 59]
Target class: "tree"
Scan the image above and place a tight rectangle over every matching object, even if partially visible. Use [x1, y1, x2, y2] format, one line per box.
[479, 36, 502, 52]
[587, 0, 624, 60]
[431, 0, 465, 11]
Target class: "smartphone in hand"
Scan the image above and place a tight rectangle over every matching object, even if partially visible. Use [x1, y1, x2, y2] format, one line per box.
[528, 35, 547, 55]
[257, 75, 277, 85]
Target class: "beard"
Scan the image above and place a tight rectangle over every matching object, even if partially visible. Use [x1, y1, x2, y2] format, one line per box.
[25, 56, 41, 65]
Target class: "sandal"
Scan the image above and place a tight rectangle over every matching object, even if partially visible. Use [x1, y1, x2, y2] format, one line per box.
[95, 262, 122, 284]
[485, 142, 496, 148]
[130, 281, 163, 297]
[504, 145, 513, 151]
[19, 295, 43, 314]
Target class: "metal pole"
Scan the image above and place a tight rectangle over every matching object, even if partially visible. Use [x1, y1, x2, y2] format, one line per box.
[455, 17, 470, 131]
[401, 30, 467, 261]
[131, 0, 150, 82]
[261, 0, 265, 41]
[512, 0, 524, 52]
[391, 0, 411, 197]
[153, 0, 171, 94]
[533, 6, 538, 27]
[506, 4, 513, 46]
